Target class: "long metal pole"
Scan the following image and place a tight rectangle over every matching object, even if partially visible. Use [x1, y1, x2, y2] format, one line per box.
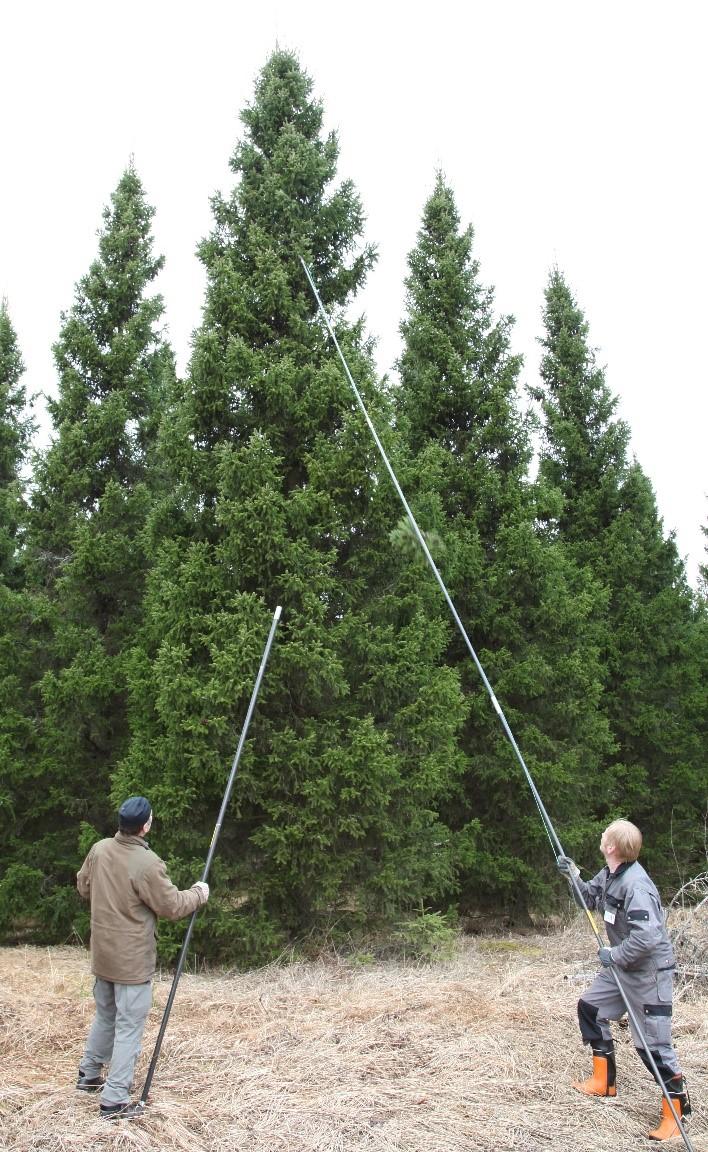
[138, 604, 282, 1108]
[300, 259, 693, 1151]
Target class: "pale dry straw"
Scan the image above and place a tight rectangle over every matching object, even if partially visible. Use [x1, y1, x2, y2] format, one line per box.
[1, 918, 706, 1151]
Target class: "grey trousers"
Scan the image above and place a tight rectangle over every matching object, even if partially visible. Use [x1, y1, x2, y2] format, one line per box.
[578, 965, 680, 1078]
[80, 977, 152, 1105]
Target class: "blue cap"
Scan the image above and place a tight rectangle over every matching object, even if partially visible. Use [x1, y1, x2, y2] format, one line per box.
[118, 796, 151, 830]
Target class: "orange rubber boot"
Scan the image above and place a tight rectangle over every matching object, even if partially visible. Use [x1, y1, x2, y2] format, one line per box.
[572, 1052, 617, 1097]
[648, 1090, 690, 1141]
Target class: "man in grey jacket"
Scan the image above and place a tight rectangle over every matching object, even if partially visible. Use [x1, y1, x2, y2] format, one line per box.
[558, 819, 690, 1141]
[76, 796, 209, 1120]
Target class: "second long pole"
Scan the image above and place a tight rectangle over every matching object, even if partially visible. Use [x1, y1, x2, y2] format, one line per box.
[138, 604, 282, 1108]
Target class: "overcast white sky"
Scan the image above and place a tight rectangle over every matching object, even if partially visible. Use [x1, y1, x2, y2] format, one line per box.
[2, 1, 706, 583]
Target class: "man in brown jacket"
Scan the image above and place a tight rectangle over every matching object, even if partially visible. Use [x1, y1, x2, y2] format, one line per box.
[76, 795, 209, 1120]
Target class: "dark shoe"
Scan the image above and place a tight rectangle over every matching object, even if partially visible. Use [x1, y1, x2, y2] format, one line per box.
[76, 1071, 104, 1092]
[100, 1101, 144, 1121]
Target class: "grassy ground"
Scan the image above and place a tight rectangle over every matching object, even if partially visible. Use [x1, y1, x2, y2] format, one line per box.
[1, 920, 705, 1151]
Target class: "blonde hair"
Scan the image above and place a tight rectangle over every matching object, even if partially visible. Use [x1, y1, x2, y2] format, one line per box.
[603, 819, 642, 862]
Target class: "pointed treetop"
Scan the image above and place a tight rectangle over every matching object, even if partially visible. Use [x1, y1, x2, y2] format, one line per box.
[0, 298, 25, 390]
[202, 49, 373, 314]
[51, 165, 166, 414]
[535, 267, 630, 513]
[0, 299, 32, 583]
[398, 172, 525, 474]
[240, 50, 324, 155]
[31, 164, 169, 544]
[404, 172, 477, 321]
[0, 299, 31, 488]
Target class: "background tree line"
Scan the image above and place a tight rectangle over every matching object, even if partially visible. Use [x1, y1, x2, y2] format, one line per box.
[1, 51, 705, 963]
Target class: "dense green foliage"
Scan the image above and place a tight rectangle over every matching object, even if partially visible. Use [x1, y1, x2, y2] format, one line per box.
[0, 56, 704, 959]
[395, 178, 613, 913]
[0, 301, 44, 906]
[534, 270, 706, 878]
[113, 55, 467, 963]
[8, 168, 173, 935]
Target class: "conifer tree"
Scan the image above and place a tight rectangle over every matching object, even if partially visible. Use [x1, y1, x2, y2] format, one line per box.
[695, 524, 708, 839]
[535, 269, 704, 879]
[396, 177, 612, 913]
[19, 167, 172, 933]
[116, 54, 466, 962]
[0, 301, 33, 583]
[0, 302, 46, 930]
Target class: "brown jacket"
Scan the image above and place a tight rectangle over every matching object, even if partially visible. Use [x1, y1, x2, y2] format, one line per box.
[77, 832, 204, 984]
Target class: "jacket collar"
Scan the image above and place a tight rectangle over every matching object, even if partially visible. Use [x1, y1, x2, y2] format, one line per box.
[115, 831, 150, 850]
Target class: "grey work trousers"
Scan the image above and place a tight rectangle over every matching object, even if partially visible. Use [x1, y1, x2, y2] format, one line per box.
[80, 977, 152, 1105]
[579, 965, 680, 1078]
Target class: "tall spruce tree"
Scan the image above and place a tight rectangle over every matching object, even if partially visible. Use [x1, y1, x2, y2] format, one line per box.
[0, 302, 46, 930]
[695, 524, 708, 840]
[699, 518, 708, 595]
[0, 301, 31, 585]
[535, 269, 705, 881]
[18, 167, 172, 934]
[116, 53, 466, 963]
[395, 177, 612, 914]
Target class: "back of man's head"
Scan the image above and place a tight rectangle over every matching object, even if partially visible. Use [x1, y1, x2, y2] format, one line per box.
[118, 795, 152, 834]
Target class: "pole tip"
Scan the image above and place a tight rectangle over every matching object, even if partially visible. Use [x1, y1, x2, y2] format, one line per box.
[274, 605, 283, 620]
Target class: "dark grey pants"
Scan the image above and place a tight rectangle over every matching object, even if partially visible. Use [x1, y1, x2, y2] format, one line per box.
[80, 978, 152, 1106]
[578, 965, 680, 1080]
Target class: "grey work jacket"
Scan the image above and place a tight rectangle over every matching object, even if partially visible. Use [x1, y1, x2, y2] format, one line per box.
[577, 860, 675, 972]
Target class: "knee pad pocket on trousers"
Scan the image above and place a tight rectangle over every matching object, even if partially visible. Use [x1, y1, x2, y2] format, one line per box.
[641, 1003, 672, 1049]
[655, 970, 673, 1002]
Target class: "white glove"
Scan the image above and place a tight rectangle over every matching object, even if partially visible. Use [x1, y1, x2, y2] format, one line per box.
[556, 855, 580, 881]
[192, 881, 209, 904]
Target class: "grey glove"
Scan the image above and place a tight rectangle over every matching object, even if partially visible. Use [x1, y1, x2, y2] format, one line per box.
[598, 946, 613, 967]
[556, 855, 580, 880]
[192, 881, 209, 905]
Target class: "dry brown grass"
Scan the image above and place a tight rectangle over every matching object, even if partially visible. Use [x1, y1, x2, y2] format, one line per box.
[1, 919, 706, 1151]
